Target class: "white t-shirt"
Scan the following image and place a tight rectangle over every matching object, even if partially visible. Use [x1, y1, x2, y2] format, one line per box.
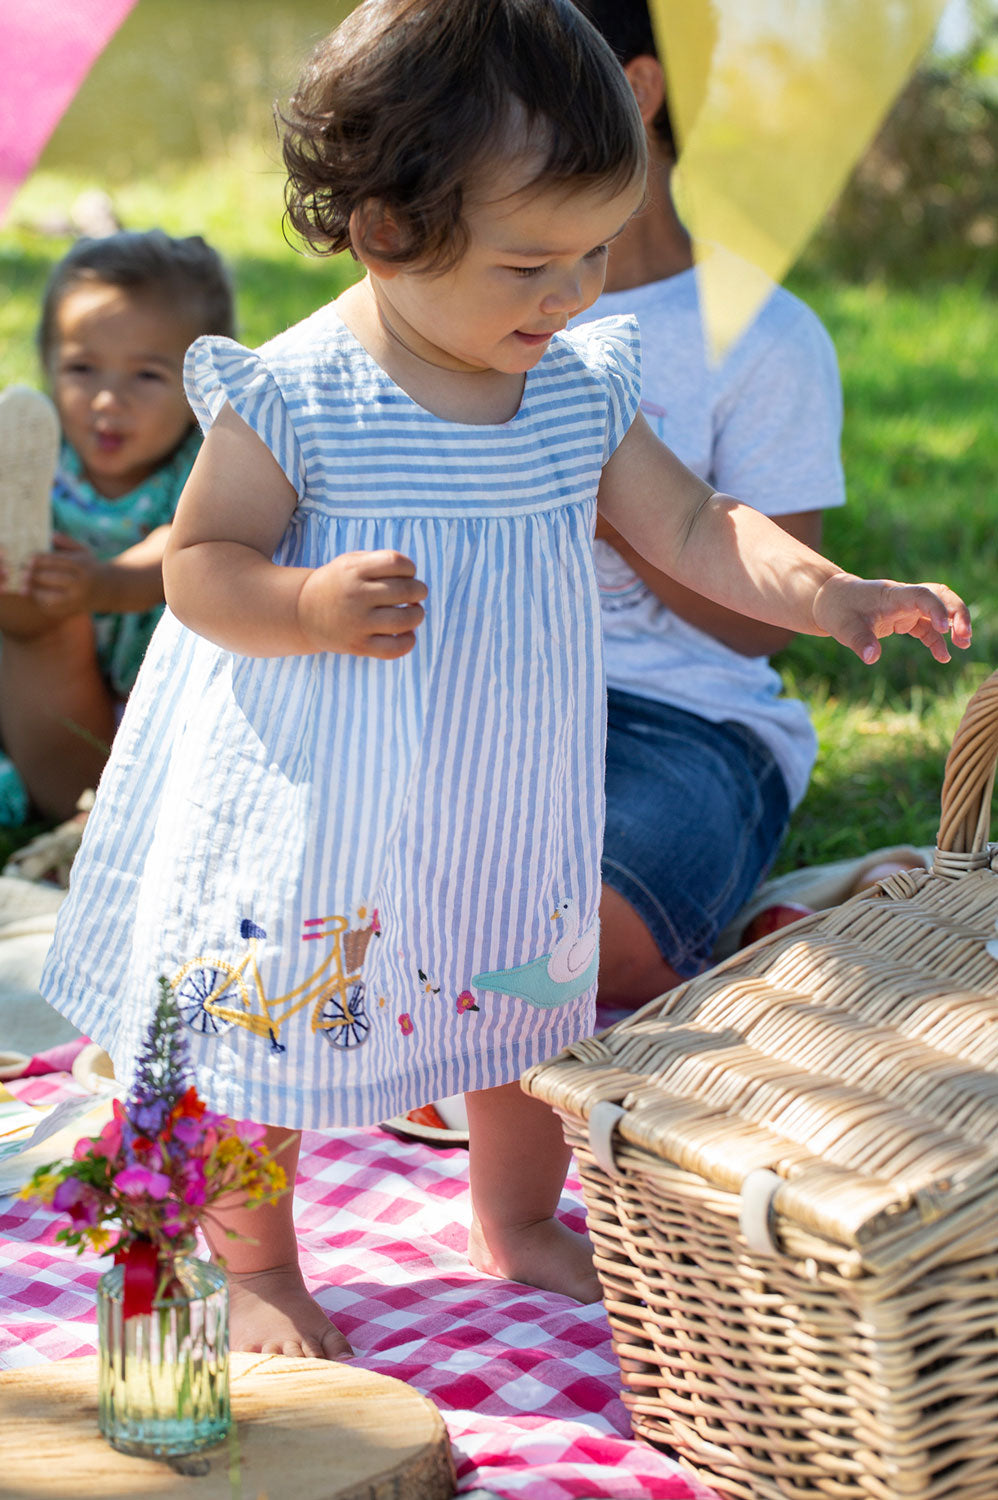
[574, 269, 846, 808]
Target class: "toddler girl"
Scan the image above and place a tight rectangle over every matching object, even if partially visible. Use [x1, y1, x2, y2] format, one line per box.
[41, 0, 970, 1361]
[0, 230, 234, 823]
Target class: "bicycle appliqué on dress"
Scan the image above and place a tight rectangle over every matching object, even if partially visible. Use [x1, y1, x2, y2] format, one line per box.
[171, 910, 378, 1055]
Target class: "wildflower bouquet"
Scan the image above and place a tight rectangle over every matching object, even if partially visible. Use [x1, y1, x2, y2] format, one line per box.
[22, 977, 285, 1312]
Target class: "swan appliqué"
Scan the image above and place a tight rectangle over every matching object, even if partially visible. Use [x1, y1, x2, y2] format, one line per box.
[471, 895, 600, 1009]
[547, 898, 599, 983]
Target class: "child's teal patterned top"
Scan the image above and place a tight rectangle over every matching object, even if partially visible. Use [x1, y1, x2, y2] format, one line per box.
[51, 428, 200, 697]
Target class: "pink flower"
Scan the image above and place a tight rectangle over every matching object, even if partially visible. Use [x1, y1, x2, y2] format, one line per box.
[181, 1158, 207, 1206]
[114, 1165, 171, 1199]
[161, 1201, 191, 1237]
[94, 1116, 123, 1159]
[127, 1139, 164, 1172]
[398, 1013, 414, 1036]
[456, 990, 479, 1013]
[232, 1119, 267, 1146]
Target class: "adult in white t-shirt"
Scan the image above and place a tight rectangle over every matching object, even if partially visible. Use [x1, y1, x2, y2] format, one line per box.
[574, 0, 846, 1006]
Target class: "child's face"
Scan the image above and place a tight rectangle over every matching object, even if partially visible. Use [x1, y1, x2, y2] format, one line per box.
[368, 166, 645, 376]
[48, 282, 196, 498]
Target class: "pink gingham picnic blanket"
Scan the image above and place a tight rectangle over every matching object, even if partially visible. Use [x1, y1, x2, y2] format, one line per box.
[1, 1072, 717, 1500]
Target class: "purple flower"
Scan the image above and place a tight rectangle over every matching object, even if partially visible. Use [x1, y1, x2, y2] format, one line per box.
[52, 1179, 102, 1227]
[114, 1165, 171, 1199]
[125, 977, 194, 1120]
[171, 1115, 204, 1146]
[25, 977, 285, 1260]
[129, 1100, 170, 1137]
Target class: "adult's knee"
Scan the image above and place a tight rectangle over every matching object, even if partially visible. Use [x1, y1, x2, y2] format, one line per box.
[598, 883, 683, 1008]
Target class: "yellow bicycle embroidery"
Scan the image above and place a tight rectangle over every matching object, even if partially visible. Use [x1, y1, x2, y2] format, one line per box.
[170, 914, 373, 1054]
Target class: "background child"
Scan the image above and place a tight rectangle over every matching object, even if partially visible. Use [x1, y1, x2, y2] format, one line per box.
[41, 0, 970, 1362]
[573, 0, 847, 1006]
[0, 230, 235, 824]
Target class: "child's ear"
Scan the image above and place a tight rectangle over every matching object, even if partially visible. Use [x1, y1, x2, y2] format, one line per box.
[349, 201, 404, 280]
[623, 55, 666, 131]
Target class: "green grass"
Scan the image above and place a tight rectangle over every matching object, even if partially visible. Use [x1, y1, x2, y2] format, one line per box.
[2, 164, 996, 873]
[773, 267, 998, 869]
[0, 149, 360, 382]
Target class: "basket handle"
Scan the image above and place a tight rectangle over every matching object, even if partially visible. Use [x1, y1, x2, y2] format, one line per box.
[934, 670, 998, 875]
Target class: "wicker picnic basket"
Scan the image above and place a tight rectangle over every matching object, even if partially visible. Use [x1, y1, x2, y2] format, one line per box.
[524, 670, 998, 1500]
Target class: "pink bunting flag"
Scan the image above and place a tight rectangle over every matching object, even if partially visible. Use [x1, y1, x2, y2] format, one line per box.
[0, 0, 139, 225]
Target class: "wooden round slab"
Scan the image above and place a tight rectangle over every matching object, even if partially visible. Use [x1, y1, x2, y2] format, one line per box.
[0, 1352, 456, 1499]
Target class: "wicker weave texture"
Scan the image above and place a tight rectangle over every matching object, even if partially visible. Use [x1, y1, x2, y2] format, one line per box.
[526, 670, 998, 1500]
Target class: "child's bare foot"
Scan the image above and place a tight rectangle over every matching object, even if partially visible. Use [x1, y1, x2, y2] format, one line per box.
[226, 1261, 352, 1359]
[468, 1215, 603, 1303]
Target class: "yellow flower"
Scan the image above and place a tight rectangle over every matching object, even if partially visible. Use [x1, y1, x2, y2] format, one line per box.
[261, 1162, 287, 1193]
[20, 1171, 61, 1205]
[85, 1226, 112, 1253]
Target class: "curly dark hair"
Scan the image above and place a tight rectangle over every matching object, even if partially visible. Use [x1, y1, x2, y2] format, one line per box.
[281, 0, 647, 271]
[38, 229, 235, 366]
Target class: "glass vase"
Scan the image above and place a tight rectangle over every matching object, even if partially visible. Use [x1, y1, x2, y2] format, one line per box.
[97, 1253, 230, 1457]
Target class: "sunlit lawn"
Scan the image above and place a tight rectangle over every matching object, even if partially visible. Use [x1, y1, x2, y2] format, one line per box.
[2, 158, 996, 872]
[775, 269, 998, 868]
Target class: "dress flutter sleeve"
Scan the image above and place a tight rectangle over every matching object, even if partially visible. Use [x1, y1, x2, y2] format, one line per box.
[562, 314, 642, 465]
[184, 336, 307, 496]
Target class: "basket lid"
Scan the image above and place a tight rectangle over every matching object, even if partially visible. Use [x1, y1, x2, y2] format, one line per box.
[527, 673, 998, 1265]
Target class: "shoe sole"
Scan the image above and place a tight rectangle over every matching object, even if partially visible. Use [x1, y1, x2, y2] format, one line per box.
[0, 386, 59, 593]
[379, 1115, 469, 1148]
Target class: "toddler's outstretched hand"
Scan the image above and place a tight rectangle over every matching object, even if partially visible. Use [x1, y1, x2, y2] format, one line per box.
[812, 574, 972, 664]
[298, 549, 427, 658]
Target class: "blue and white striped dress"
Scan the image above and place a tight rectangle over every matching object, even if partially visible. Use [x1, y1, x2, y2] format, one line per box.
[41, 305, 641, 1129]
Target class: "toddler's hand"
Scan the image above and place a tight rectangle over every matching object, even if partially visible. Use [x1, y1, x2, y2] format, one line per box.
[812, 574, 972, 664]
[297, 549, 427, 658]
[26, 533, 103, 616]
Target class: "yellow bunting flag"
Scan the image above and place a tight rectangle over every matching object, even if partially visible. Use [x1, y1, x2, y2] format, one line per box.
[648, 0, 952, 359]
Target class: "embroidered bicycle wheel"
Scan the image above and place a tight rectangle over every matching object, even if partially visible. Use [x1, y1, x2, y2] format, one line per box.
[172, 959, 249, 1034]
[318, 982, 371, 1049]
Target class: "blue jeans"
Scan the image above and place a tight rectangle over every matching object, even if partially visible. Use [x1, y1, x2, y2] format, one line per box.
[602, 690, 791, 978]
